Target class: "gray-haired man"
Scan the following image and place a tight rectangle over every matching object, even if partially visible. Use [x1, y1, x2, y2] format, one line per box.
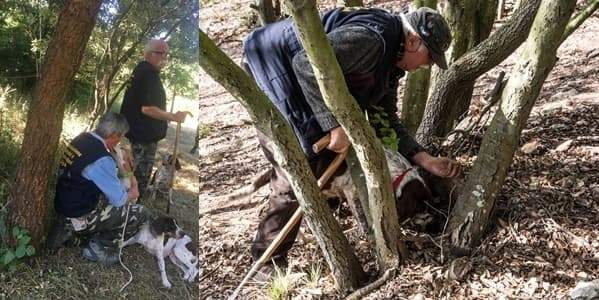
[120, 39, 188, 200]
[243, 7, 460, 274]
[49, 112, 153, 266]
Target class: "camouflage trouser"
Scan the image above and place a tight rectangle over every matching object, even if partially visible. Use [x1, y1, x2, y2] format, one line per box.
[69, 198, 154, 249]
[131, 141, 158, 196]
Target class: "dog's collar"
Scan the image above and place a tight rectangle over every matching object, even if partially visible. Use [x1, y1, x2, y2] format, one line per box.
[392, 168, 413, 191]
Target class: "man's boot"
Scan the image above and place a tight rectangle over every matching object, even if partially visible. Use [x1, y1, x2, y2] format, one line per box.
[81, 239, 119, 267]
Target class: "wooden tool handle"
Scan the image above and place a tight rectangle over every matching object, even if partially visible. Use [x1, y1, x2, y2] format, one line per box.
[166, 122, 182, 214]
[229, 209, 304, 300]
[317, 150, 347, 187]
[312, 134, 331, 154]
[230, 140, 348, 300]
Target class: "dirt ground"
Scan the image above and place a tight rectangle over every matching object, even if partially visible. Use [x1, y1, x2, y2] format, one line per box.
[0, 97, 200, 299]
[199, 1, 599, 299]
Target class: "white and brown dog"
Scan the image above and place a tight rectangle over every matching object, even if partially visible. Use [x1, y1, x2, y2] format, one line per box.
[121, 216, 199, 288]
[228, 147, 433, 233]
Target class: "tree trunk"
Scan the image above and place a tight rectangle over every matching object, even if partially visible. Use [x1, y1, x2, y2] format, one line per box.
[401, 0, 436, 134]
[285, 0, 402, 273]
[346, 148, 371, 234]
[416, 0, 541, 149]
[428, 0, 499, 136]
[450, 0, 497, 124]
[7, 0, 103, 248]
[497, 0, 506, 19]
[448, 0, 576, 253]
[190, 122, 200, 155]
[561, 0, 599, 43]
[190, 98, 201, 155]
[336, 0, 363, 7]
[253, 0, 276, 25]
[169, 90, 176, 113]
[200, 30, 365, 292]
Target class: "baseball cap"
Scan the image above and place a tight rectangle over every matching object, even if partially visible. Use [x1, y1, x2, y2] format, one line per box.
[405, 7, 452, 69]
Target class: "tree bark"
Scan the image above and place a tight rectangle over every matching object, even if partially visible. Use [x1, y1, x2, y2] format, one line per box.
[447, 0, 576, 253]
[336, 0, 363, 7]
[449, 0, 498, 125]
[416, 0, 541, 148]
[7, 0, 103, 247]
[285, 0, 402, 272]
[561, 0, 599, 43]
[252, 0, 276, 25]
[199, 30, 364, 292]
[427, 0, 498, 136]
[497, 0, 506, 19]
[401, 0, 436, 134]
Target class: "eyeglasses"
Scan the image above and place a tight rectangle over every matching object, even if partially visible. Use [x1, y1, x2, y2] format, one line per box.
[152, 51, 169, 58]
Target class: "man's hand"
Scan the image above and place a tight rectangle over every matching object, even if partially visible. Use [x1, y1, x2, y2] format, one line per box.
[412, 151, 460, 178]
[172, 111, 192, 123]
[141, 106, 192, 123]
[327, 126, 350, 153]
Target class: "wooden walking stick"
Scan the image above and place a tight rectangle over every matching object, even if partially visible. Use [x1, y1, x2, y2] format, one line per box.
[166, 121, 182, 214]
[164, 111, 192, 213]
[229, 134, 346, 300]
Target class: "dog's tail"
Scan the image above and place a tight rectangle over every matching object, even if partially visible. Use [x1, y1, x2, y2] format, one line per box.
[226, 168, 272, 201]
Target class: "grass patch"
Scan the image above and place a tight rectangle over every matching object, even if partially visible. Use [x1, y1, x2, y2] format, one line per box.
[304, 263, 322, 288]
[266, 265, 306, 300]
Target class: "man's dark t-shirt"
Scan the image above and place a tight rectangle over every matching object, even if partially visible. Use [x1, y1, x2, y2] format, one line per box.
[120, 61, 167, 143]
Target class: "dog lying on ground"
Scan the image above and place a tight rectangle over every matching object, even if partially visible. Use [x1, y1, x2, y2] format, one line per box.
[147, 154, 182, 203]
[228, 147, 433, 233]
[121, 216, 199, 288]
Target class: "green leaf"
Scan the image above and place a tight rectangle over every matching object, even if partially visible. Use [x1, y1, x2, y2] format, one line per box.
[12, 227, 19, 238]
[25, 245, 35, 256]
[19, 235, 31, 246]
[15, 245, 26, 258]
[2, 250, 15, 265]
[8, 264, 16, 272]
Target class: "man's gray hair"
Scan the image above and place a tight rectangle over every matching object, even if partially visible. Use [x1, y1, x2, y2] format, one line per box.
[95, 112, 129, 138]
[143, 41, 154, 54]
[143, 39, 164, 54]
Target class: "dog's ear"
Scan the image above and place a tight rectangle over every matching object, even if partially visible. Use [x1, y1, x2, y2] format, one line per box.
[151, 216, 177, 235]
[175, 158, 181, 171]
[150, 217, 167, 235]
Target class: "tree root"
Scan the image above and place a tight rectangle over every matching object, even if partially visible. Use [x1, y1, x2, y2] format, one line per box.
[345, 268, 396, 300]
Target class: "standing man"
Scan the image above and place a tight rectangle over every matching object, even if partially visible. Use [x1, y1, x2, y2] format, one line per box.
[120, 39, 188, 200]
[243, 7, 460, 273]
[49, 112, 152, 266]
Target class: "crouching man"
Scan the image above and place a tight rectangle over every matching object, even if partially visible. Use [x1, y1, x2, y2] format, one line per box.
[48, 112, 153, 266]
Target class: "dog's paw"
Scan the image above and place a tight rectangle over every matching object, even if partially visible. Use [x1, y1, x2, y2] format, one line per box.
[185, 270, 198, 282]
